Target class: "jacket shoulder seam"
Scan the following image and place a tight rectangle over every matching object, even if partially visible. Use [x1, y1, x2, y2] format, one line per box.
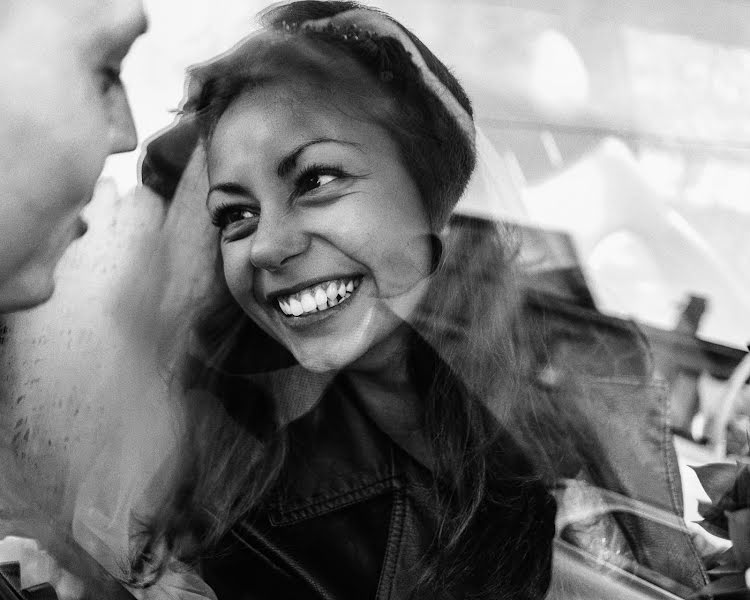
[270, 475, 402, 525]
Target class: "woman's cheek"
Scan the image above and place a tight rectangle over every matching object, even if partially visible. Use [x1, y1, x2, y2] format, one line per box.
[380, 276, 431, 324]
[374, 236, 433, 297]
[222, 247, 252, 304]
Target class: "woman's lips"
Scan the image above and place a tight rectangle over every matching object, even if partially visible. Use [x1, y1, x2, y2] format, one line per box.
[275, 276, 363, 317]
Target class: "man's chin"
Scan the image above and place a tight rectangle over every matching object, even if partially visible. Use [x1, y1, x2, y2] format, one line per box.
[0, 277, 55, 314]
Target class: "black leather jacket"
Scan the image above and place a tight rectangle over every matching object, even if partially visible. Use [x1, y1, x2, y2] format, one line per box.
[201, 381, 556, 600]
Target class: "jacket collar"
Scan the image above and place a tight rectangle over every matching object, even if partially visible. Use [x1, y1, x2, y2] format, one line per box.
[269, 380, 408, 524]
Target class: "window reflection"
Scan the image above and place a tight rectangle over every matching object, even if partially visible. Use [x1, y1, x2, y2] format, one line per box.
[3, 1, 750, 599]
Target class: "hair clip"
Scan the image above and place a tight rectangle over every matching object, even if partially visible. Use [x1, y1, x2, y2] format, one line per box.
[300, 21, 379, 45]
[280, 20, 300, 34]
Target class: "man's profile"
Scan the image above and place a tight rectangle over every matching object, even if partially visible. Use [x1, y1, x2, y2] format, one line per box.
[0, 1, 148, 594]
[0, 0, 147, 312]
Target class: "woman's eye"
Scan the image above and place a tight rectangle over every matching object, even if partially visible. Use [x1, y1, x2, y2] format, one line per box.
[211, 207, 258, 231]
[295, 171, 340, 195]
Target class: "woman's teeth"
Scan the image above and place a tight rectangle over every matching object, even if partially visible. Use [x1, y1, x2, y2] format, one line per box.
[277, 277, 361, 317]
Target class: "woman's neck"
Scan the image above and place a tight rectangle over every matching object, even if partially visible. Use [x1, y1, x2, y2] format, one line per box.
[346, 324, 415, 421]
[346, 350, 432, 470]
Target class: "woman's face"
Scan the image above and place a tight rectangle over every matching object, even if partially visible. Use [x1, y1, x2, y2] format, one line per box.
[206, 82, 433, 373]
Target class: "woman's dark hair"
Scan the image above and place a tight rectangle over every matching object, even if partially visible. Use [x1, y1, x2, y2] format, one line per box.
[187, 0, 475, 229]
[130, 3, 560, 599]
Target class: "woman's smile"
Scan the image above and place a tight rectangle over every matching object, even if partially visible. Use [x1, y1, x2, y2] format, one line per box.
[273, 275, 363, 318]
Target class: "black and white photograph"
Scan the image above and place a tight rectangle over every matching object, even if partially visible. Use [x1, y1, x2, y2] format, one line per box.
[2, 1, 750, 598]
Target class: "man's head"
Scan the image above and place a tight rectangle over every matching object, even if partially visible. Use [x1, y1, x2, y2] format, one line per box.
[0, 0, 147, 312]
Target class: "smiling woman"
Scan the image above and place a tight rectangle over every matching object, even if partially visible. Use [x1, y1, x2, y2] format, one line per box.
[207, 82, 433, 374]
[129, 2, 557, 599]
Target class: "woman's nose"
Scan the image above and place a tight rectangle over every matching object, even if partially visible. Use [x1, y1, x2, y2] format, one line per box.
[248, 213, 310, 271]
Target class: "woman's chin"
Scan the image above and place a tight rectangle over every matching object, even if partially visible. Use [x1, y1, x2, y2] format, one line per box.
[281, 305, 414, 376]
[289, 331, 375, 373]
[293, 350, 357, 374]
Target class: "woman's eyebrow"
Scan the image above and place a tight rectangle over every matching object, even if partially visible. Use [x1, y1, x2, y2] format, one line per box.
[277, 138, 362, 178]
[206, 182, 251, 204]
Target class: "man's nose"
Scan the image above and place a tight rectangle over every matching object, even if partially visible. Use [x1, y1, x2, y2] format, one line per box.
[249, 212, 310, 272]
[109, 89, 138, 154]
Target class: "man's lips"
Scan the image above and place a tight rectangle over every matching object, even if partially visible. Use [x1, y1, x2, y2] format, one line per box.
[74, 217, 88, 239]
